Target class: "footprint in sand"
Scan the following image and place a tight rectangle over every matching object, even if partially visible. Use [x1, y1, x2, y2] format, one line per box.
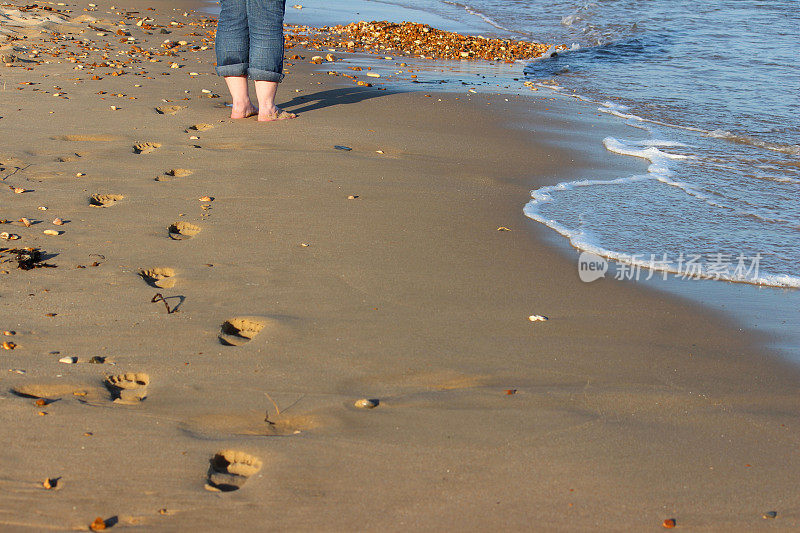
[181, 412, 319, 439]
[218, 317, 270, 346]
[138, 267, 176, 288]
[133, 142, 161, 154]
[56, 152, 85, 162]
[187, 123, 214, 132]
[11, 382, 104, 403]
[89, 193, 124, 207]
[52, 134, 123, 142]
[105, 372, 149, 404]
[155, 105, 186, 115]
[168, 221, 201, 240]
[155, 168, 193, 181]
[205, 450, 262, 492]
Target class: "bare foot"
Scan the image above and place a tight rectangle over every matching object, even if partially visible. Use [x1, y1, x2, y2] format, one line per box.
[258, 107, 297, 122]
[230, 103, 258, 119]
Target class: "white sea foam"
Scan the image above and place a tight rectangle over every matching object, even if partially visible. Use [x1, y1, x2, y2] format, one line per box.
[524, 191, 800, 288]
[442, 1, 520, 35]
[524, 133, 800, 289]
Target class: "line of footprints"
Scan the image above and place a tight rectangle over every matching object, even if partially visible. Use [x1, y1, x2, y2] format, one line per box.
[129, 129, 265, 492]
[35, 126, 282, 494]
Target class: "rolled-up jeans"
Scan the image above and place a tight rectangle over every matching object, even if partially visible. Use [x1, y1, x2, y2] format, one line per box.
[215, 0, 285, 82]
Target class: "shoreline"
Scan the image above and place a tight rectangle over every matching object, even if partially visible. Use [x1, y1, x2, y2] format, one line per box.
[275, 0, 800, 362]
[2, 0, 800, 530]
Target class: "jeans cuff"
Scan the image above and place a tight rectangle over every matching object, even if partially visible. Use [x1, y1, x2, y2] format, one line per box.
[247, 67, 284, 82]
[215, 62, 248, 77]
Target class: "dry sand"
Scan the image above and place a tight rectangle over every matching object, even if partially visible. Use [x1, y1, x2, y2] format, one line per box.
[1, 0, 800, 530]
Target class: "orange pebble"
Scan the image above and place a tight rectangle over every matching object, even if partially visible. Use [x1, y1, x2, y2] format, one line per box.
[90, 517, 106, 531]
[662, 518, 676, 529]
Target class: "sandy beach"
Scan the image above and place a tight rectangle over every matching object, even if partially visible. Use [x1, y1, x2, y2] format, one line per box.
[2, 0, 800, 530]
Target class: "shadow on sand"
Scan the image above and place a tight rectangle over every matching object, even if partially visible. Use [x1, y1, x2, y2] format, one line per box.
[279, 86, 397, 115]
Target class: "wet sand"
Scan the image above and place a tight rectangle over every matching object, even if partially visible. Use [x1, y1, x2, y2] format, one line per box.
[1, 0, 800, 530]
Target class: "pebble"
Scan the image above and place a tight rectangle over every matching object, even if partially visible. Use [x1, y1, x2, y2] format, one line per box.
[528, 315, 548, 322]
[58, 356, 78, 364]
[366, 72, 380, 78]
[43, 229, 61, 236]
[52, 218, 64, 225]
[334, 145, 352, 151]
[763, 511, 777, 519]
[354, 398, 379, 409]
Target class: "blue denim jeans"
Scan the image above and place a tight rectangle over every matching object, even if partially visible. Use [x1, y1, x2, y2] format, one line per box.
[215, 0, 285, 82]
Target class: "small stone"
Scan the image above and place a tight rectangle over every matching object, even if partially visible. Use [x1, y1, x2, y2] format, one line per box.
[52, 218, 64, 225]
[59, 356, 78, 364]
[2, 341, 16, 350]
[42, 477, 58, 489]
[90, 517, 107, 531]
[354, 398, 379, 409]
[334, 145, 352, 151]
[43, 229, 61, 236]
[347, 195, 359, 200]
[88, 356, 106, 364]
[310, 56, 323, 64]
[325, 53, 335, 62]
[19, 218, 31, 227]
[662, 519, 676, 529]
[366, 72, 380, 78]
[35, 399, 47, 406]
[762, 511, 777, 519]
[528, 315, 548, 322]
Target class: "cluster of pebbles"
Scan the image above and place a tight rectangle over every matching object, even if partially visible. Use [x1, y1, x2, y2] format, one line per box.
[285, 20, 557, 62]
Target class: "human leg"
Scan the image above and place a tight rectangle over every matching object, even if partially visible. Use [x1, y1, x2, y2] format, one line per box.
[215, 0, 257, 118]
[254, 80, 296, 121]
[246, 0, 296, 120]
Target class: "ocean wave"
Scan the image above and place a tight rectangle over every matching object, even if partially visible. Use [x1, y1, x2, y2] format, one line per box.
[523, 191, 800, 289]
[708, 129, 800, 156]
[442, 0, 525, 36]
